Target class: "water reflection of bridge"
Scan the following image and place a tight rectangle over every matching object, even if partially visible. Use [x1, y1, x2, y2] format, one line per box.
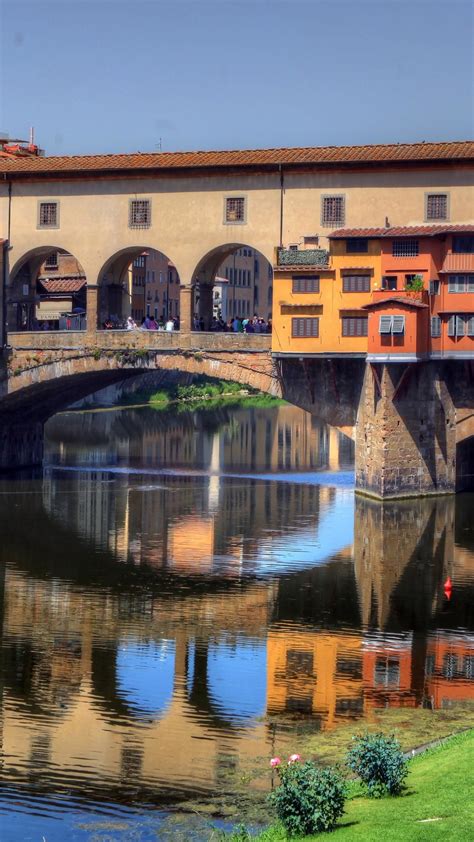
[0, 480, 472, 805]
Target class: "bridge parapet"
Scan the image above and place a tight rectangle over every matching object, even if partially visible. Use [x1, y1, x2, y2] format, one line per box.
[7, 330, 272, 353]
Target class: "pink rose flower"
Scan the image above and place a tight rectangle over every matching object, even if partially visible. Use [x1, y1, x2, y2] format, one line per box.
[270, 757, 281, 768]
[288, 753, 301, 764]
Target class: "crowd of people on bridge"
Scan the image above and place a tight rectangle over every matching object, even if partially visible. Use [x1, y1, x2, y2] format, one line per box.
[193, 314, 272, 333]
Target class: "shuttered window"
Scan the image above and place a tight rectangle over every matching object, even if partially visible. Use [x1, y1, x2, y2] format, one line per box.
[392, 315, 405, 334]
[429, 280, 440, 295]
[341, 316, 368, 336]
[292, 275, 320, 293]
[379, 315, 405, 334]
[342, 274, 371, 292]
[431, 316, 441, 337]
[448, 274, 474, 292]
[292, 317, 319, 337]
[448, 314, 474, 337]
[426, 193, 448, 221]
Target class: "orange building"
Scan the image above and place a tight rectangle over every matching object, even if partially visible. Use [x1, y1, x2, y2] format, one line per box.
[272, 225, 474, 361]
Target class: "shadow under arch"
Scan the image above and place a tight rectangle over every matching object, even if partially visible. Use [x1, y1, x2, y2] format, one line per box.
[96, 245, 182, 329]
[456, 434, 474, 492]
[8, 245, 87, 331]
[189, 242, 274, 330]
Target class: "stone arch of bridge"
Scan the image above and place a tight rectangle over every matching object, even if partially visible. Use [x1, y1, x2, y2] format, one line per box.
[8, 245, 87, 332]
[184, 241, 274, 331]
[456, 433, 474, 492]
[96, 245, 183, 329]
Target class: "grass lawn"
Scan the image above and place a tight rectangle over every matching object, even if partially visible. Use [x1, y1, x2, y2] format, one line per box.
[250, 730, 474, 842]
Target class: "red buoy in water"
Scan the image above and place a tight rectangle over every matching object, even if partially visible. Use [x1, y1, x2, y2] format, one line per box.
[444, 577, 452, 599]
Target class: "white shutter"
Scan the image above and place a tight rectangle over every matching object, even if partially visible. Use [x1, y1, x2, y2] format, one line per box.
[455, 316, 466, 336]
[379, 315, 392, 334]
[447, 316, 456, 336]
[392, 315, 405, 334]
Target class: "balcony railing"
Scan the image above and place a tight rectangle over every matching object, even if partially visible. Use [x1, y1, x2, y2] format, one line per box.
[277, 248, 329, 267]
[372, 288, 429, 304]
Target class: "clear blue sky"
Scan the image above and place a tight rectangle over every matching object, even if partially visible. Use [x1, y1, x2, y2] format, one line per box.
[1, 0, 473, 156]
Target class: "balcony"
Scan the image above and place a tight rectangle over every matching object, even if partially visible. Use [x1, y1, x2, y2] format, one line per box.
[277, 248, 329, 267]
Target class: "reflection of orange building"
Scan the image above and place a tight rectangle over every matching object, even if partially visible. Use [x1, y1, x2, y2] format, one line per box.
[267, 628, 363, 729]
[425, 631, 474, 709]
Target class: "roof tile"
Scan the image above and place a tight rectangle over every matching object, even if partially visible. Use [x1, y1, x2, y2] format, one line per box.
[0, 140, 472, 176]
[330, 225, 474, 238]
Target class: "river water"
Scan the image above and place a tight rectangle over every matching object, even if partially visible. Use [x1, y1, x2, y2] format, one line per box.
[0, 401, 472, 840]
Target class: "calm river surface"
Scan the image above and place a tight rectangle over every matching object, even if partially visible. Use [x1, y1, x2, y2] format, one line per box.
[0, 401, 473, 840]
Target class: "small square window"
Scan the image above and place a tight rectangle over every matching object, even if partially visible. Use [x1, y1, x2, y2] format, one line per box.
[129, 199, 151, 229]
[321, 195, 345, 227]
[382, 276, 397, 291]
[426, 193, 448, 221]
[225, 196, 246, 224]
[392, 239, 419, 258]
[44, 252, 58, 269]
[38, 201, 59, 228]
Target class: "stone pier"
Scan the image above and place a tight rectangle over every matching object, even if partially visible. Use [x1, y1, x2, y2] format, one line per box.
[355, 362, 457, 499]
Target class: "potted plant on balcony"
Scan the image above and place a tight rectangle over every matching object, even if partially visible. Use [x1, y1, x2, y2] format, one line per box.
[404, 274, 425, 299]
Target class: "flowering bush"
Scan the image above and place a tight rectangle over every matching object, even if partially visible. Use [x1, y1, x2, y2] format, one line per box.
[346, 733, 408, 797]
[269, 755, 346, 836]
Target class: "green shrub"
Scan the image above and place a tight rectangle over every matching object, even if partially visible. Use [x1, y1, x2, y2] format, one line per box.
[346, 733, 408, 797]
[405, 274, 424, 292]
[270, 760, 346, 836]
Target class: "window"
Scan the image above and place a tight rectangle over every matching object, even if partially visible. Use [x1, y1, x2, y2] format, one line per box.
[379, 314, 405, 334]
[292, 317, 319, 337]
[429, 280, 440, 295]
[38, 201, 59, 228]
[225, 196, 246, 223]
[452, 235, 474, 254]
[431, 316, 441, 337]
[382, 276, 397, 291]
[44, 252, 58, 269]
[321, 194, 345, 227]
[342, 274, 371, 292]
[292, 275, 320, 293]
[133, 255, 145, 268]
[392, 239, 419, 257]
[346, 238, 368, 254]
[129, 199, 151, 228]
[426, 193, 448, 221]
[448, 274, 474, 293]
[254, 258, 260, 277]
[374, 657, 400, 687]
[342, 316, 368, 336]
[448, 314, 474, 336]
[286, 650, 314, 678]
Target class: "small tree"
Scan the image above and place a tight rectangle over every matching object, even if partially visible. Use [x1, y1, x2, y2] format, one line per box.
[405, 274, 424, 292]
[269, 757, 346, 836]
[347, 733, 408, 797]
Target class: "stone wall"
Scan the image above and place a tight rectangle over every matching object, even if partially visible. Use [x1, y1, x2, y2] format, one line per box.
[356, 362, 458, 498]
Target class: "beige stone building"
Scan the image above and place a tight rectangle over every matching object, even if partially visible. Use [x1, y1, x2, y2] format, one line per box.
[0, 140, 472, 333]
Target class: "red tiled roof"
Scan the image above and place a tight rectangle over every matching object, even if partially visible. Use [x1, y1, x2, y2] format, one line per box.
[330, 225, 474, 238]
[39, 278, 86, 293]
[362, 296, 429, 309]
[0, 140, 472, 176]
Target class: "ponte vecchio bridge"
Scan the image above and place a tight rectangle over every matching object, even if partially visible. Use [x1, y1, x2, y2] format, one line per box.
[0, 139, 473, 496]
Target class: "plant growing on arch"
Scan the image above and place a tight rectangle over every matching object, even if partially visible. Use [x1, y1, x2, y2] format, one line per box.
[346, 733, 408, 797]
[269, 755, 346, 836]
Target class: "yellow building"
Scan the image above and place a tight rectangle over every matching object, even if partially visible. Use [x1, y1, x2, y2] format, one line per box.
[271, 237, 382, 357]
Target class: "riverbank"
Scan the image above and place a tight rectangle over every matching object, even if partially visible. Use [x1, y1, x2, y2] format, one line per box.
[234, 728, 474, 841]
